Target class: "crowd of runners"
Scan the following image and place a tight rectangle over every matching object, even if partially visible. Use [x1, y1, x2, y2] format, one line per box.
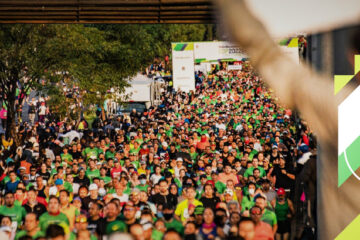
[0, 62, 316, 240]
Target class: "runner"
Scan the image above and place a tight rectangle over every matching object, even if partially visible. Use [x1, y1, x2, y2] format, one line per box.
[0, 63, 316, 239]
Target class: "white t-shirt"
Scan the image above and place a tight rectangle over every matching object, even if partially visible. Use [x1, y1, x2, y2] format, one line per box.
[39, 105, 47, 115]
[150, 174, 162, 185]
[112, 193, 129, 203]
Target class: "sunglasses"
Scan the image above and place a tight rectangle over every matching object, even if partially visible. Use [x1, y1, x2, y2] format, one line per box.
[250, 208, 261, 215]
[75, 217, 87, 223]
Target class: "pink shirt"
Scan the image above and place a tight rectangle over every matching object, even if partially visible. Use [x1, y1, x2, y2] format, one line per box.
[254, 221, 274, 240]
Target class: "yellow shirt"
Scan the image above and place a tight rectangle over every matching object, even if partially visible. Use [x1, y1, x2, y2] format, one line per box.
[175, 199, 203, 223]
[60, 204, 79, 230]
[138, 168, 146, 175]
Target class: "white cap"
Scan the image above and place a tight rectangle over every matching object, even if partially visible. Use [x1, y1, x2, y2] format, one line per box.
[176, 157, 183, 162]
[0, 226, 12, 232]
[224, 188, 233, 196]
[162, 142, 168, 147]
[89, 183, 98, 191]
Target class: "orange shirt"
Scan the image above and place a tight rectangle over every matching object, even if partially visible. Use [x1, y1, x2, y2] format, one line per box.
[218, 173, 239, 184]
[20, 160, 32, 174]
[254, 221, 274, 240]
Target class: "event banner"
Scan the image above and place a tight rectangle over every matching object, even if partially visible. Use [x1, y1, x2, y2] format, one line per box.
[172, 42, 196, 92]
[172, 40, 299, 92]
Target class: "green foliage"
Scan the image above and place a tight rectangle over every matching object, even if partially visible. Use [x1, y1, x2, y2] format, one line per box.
[0, 23, 214, 126]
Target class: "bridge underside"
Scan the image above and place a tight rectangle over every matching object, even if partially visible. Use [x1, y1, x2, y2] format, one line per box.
[0, 0, 215, 23]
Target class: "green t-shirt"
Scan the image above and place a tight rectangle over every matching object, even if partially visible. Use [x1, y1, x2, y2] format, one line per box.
[64, 181, 73, 193]
[136, 184, 149, 192]
[131, 160, 140, 169]
[261, 209, 277, 227]
[244, 166, 266, 178]
[82, 147, 102, 159]
[248, 149, 259, 161]
[190, 152, 198, 161]
[86, 169, 100, 181]
[39, 212, 70, 232]
[0, 205, 26, 227]
[241, 195, 255, 211]
[100, 176, 112, 185]
[164, 219, 184, 236]
[215, 181, 227, 194]
[105, 220, 127, 235]
[15, 230, 45, 240]
[151, 229, 164, 240]
[105, 151, 116, 160]
[61, 153, 73, 162]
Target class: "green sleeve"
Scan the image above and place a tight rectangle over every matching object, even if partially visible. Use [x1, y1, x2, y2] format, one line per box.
[21, 207, 27, 220]
[69, 232, 76, 240]
[244, 168, 253, 178]
[65, 214, 70, 225]
[272, 211, 278, 225]
[15, 230, 26, 240]
[39, 216, 45, 231]
[75, 208, 80, 216]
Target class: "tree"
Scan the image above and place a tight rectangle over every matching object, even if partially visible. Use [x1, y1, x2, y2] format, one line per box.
[0, 23, 215, 149]
[0, 24, 138, 147]
[0, 24, 59, 146]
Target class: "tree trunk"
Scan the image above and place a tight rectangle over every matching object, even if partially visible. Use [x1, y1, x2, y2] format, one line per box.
[5, 80, 21, 151]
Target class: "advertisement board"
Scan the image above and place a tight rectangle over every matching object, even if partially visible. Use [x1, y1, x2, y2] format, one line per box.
[172, 42, 195, 92]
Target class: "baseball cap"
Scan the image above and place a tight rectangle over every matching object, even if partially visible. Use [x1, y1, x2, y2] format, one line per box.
[205, 180, 215, 188]
[89, 183, 98, 191]
[75, 215, 88, 223]
[0, 226, 12, 232]
[176, 157, 183, 162]
[194, 206, 205, 215]
[138, 174, 147, 179]
[73, 196, 81, 202]
[224, 188, 233, 196]
[277, 188, 286, 195]
[130, 188, 141, 196]
[55, 179, 63, 185]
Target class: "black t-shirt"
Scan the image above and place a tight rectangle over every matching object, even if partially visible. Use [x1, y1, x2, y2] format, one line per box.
[37, 185, 46, 198]
[149, 193, 178, 209]
[23, 202, 47, 217]
[270, 152, 280, 163]
[271, 165, 295, 189]
[74, 176, 90, 187]
[38, 172, 50, 182]
[80, 196, 98, 212]
[200, 196, 220, 210]
[87, 217, 106, 237]
[69, 150, 82, 160]
[169, 150, 178, 160]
